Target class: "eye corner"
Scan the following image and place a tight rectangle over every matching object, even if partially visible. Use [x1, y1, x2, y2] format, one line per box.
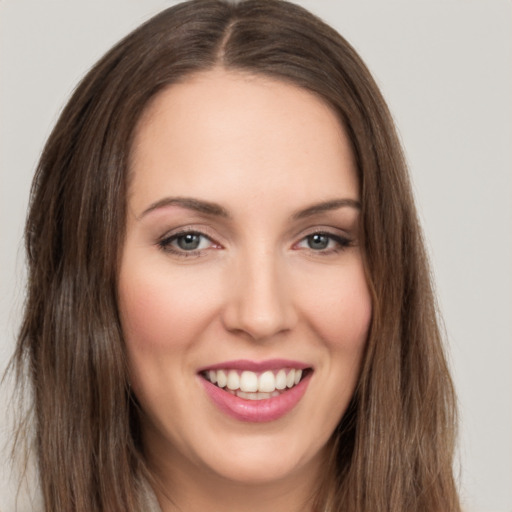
[292, 230, 354, 254]
[156, 228, 224, 257]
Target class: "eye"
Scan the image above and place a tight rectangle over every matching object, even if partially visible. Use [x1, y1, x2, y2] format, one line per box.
[158, 231, 217, 254]
[295, 232, 351, 252]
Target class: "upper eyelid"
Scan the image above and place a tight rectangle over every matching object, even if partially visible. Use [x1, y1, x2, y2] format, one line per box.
[295, 225, 352, 239]
[156, 224, 354, 247]
[162, 231, 213, 243]
[293, 227, 355, 249]
[159, 224, 220, 242]
[159, 233, 218, 254]
[295, 231, 351, 245]
[157, 230, 219, 257]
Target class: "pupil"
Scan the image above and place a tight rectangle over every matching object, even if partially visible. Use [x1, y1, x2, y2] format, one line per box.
[308, 234, 329, 250]
[178, 234, 200, 250]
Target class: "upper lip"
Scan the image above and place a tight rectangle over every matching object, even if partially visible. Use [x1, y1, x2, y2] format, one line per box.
[197, 359, 311, 373]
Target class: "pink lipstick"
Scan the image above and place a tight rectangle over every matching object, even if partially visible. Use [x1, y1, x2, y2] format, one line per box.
[198, 359, 312, 422]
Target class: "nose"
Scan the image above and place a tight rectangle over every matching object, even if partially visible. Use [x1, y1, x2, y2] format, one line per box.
[221, 248, 297, 341]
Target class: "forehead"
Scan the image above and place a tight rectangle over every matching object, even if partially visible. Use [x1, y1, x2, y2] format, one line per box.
[128, 68, 358, 213]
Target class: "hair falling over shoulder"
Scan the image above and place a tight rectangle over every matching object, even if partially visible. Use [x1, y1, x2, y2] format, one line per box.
[8, 0, 461, 510]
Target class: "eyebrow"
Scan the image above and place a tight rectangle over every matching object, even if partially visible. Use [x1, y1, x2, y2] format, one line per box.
[291, 198, 361, 220]
[138, 197, 230, 220]
[138, 196, 360, 221]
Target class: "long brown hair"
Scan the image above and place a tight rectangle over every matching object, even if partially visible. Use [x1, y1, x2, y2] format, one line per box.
[10, 0, 460, 510]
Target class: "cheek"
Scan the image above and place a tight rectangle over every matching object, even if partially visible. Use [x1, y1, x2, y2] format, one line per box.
[299, 260, 372, 353]
[117, 260, 225, 422]
[118, 262, 220, 352]
[290, 259, 371, 444]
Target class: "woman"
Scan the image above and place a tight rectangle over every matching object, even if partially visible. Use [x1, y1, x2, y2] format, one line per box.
[10, 0, 461, 510]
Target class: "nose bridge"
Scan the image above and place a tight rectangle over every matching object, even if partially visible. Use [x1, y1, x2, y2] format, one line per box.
[224, 244, 295, 340]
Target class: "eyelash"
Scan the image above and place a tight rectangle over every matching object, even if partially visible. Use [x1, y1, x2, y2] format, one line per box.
[157, 229, 218, 257]
[157, 229, 353, 257]
[295, 232, 353, 254]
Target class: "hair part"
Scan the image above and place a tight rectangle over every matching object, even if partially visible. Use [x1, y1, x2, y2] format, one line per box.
[10, 1, 460, 510]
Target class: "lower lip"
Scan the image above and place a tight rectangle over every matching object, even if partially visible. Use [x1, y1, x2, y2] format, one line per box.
[200, 372, 311, 423]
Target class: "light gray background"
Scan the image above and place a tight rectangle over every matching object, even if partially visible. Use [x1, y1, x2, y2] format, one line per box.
[1, 1, 511, 511]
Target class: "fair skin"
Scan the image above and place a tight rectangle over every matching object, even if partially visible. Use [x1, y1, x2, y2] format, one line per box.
[118, 69, 372, 512]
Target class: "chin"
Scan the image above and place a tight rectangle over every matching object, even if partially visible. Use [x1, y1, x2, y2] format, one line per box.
[205, 454, 309, 486]
[195, 431, 326, 487]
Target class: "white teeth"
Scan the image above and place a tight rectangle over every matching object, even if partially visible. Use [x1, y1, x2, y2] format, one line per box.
[205, 367, 305, 398]
[240, 371, 258, 392]
[286, 369, 295, 388]
[227, 370, 240, 390]
[216, 369, 227, 388]
[275, 369, 287, 390]
[258, 370, 275, 392]
[237, 391, 273, 400]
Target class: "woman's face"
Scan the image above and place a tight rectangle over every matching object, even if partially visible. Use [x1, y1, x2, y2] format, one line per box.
[119, 69, 371, 489]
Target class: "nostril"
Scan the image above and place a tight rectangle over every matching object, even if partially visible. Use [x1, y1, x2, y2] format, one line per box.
[223, 308, 296, 341]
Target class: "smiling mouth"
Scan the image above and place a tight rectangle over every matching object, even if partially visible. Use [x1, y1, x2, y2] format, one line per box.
[201, 368, 311, 401]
